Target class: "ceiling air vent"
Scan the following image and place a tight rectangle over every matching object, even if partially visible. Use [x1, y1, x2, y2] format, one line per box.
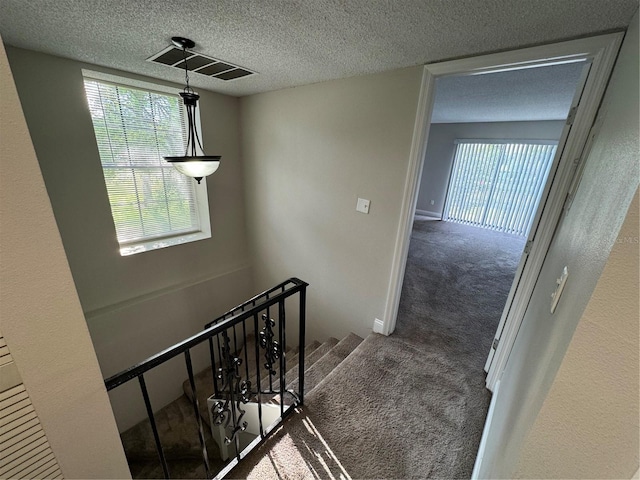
[147, 45, 256, 81]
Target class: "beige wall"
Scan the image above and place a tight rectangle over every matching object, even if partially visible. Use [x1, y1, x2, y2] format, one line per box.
[6, 47, 254, 430]
[0, 38, 130, 478]
[515, 188, 639, 478]
[478, 12, 639, 478]
[416, 120, 566, 215]
[240, 67, 423, 342]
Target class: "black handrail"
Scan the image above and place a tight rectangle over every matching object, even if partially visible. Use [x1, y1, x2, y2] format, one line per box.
[104, 277, 308, 480]
[105, 278, 307, 391]
[204, 279, 296, 329]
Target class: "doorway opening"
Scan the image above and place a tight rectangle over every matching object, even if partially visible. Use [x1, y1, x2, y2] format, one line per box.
[389, 60, 588, 478]
[396, 59, 589, 371]
[381, 31, 622, 479]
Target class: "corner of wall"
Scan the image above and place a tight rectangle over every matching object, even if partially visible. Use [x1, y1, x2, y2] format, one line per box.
[0, 36, 131, 479]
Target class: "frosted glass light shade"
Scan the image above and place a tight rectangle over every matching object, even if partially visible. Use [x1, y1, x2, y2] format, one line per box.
[165, 156, 221, 183]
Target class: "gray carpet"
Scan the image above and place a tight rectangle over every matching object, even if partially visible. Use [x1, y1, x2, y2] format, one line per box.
[230, 219, 525, 479]
[121, 395, 225, 479]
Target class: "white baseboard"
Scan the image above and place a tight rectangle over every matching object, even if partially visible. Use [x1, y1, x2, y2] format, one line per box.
[373, 318, 387, 335]
[415, 209, 441, 218]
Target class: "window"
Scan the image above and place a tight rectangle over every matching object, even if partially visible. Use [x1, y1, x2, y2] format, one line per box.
[83, 72, 210, 255]
[443, 140, 557, 237]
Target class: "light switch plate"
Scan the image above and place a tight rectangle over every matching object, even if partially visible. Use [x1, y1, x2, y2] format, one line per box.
[356, 197, 370, 214]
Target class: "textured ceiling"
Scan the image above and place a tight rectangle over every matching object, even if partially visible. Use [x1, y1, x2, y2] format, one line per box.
[432, 62, 587, 123]
[0, 0, 637, 97]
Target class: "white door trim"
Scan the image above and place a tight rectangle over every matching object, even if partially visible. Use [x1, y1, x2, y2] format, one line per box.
[381, 33, 623, 390]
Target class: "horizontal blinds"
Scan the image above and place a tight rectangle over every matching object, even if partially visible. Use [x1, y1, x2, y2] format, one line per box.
[443, 142, 557, 237]
[83, 79, 200, 245]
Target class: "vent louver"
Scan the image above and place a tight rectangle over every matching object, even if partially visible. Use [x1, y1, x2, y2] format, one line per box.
[148, 45, 256, 81]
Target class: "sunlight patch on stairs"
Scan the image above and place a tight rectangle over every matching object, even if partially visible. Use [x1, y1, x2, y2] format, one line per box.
[237, 409, 354, 480]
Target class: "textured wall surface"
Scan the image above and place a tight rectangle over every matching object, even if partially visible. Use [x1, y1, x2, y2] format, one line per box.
[416, 121, 565, 216]
[515, 189, 639, 479]
[478, 11, 639, 478]
[241, 67, 423, 342]
[6, 46, 251, 314]
[6, 46, 255, 430]
[0, 38, 130, 478]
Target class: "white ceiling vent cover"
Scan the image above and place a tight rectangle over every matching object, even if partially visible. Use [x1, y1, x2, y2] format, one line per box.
[147, 45, 256, 81]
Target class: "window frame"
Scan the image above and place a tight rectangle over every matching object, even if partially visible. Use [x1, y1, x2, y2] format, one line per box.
[82, 70, 211, 256]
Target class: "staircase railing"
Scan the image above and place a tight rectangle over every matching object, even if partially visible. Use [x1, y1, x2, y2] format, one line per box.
[104, 278, 308, 479]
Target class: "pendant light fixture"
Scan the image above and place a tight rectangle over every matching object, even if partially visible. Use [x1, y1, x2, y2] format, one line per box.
[164, 37, 220, 184]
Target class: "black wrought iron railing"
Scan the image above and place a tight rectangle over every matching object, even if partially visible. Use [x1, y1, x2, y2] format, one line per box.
[105, 278, 308, 479]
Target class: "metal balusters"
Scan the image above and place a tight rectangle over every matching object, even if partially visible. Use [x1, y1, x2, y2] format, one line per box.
[104, 278, 309, 480]
[232, 324, 238, 366]
[298, 286, 306, 406]
[278, 300, 286, 417]
[208, 338, 220, 397]
[242, 318, 250, 385]
[184, 350, 211, 478]
[265, 294, 272, 393]
[253, 313, 264, 437]
[215, 332, 223, 393]
[262, 313, 280, 393]
[138, 374, 170, 479]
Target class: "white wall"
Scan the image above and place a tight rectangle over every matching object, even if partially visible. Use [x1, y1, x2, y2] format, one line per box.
[416, 121, 565, 216]
[6, 47, 254, 430]
[514, 188, 639, 479]
[0, 38, 130, 478]
[240, 67, 423, 342]
[478, 12, 639, 478]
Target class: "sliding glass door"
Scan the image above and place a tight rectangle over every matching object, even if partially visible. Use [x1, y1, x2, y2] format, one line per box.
[443, 140, 557, 237]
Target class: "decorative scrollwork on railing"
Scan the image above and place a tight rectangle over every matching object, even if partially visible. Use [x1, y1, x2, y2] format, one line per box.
[211, 331, 249, 444]
[259, 313, 281, 377]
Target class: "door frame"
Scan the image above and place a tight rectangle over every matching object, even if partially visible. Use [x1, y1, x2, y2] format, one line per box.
[381, 32, 623, 392]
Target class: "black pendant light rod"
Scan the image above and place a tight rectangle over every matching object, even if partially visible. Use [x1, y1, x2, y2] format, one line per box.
[172, 37, 208, 158]
[164, 37, 221, 184]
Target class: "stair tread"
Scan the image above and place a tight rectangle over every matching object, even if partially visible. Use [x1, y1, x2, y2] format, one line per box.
[120, 395, 218, 461]
[300, 332, 370, 397]
[288, 333, 363, 394]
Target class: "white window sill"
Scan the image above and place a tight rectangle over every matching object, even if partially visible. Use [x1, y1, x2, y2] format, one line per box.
[120, 230, 211, 256]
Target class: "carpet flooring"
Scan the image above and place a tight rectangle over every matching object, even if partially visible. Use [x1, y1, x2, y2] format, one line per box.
[231, 219, 525, 479]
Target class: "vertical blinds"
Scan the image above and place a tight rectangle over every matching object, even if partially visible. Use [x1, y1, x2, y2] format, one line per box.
[443, 141, 557, 237]
[83, 79, 200, 246]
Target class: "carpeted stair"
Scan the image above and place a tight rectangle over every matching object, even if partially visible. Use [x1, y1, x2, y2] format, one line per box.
[228, 220, 524, 479]
[121, 220, 521, 479]
[120, 333, 364, 479]
[228, 330, 483, 479]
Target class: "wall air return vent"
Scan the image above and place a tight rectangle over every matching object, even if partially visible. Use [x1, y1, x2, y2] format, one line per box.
[148, 45, 256, 81]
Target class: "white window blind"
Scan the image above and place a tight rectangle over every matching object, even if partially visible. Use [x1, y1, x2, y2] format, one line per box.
[83, 75, 210, 255]
[443, 141, 557, 237]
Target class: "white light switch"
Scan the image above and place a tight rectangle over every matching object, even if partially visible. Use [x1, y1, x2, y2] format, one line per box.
[356, 197, 370, 214]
